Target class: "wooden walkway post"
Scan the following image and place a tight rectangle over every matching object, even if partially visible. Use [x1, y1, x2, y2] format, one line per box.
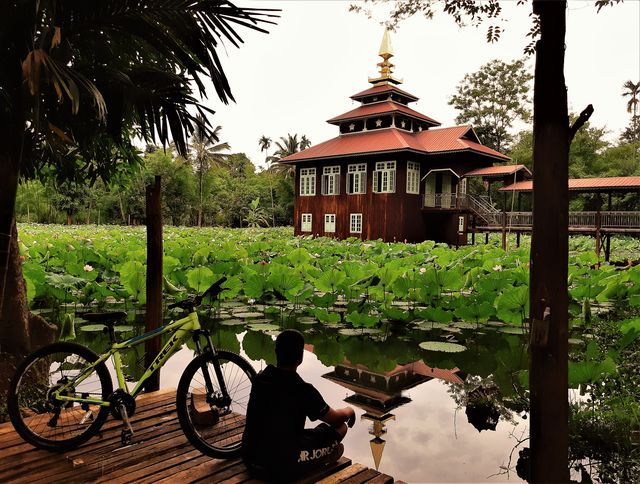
[501, 211, 507, 250]
[145, 176, 163, 392]
[529, 1, 570, 481]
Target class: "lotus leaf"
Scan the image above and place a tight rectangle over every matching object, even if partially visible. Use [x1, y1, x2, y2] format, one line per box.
[419, 341, 467, 353]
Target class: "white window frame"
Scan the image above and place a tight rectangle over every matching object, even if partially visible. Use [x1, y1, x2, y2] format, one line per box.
[373, 161, 396, 193]
[350, 213, 363, 234]
[406, 161, 420, 194]
[321, 166, 340, 196]
[347, 163, 367, 194]
[299, 168, 316, 196]
[301, 213, 312, 232]
[324, 213, 336, 233]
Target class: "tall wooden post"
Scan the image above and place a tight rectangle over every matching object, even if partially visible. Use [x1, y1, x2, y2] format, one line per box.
[145, 176, 163, 392]
[501, 211, 507, 250]
[529, 1, 570, 482]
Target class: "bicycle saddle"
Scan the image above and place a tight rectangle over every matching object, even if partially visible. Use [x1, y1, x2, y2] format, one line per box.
[82, 312, 128, 323]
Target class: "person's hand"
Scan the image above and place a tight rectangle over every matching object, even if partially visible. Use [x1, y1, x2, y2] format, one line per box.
[345, 407, 356, 428]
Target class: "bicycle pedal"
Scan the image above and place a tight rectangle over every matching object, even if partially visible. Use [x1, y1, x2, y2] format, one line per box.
[121, 428, 134, 446]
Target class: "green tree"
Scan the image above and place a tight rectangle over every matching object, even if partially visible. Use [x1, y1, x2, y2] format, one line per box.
[268, 133, 312, 175]
[448, 59, 533, 152]
[258, 135, 276, 226]
[351, 0, 624, 480]
[622, 80, 640, 118]
[191, 118, 230, 227]
[0, 1, 275, 357]
[244, 197, 270, 227]
[51, 180, 90, 225]
[620, 80, 640, 143]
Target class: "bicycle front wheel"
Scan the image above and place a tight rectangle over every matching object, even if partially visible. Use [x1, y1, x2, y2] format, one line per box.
[7, 342, 113, 451]
[176, 350, 255, 458]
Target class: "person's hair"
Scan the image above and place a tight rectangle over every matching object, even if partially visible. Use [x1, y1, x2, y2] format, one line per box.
[275, 329, 304, 367]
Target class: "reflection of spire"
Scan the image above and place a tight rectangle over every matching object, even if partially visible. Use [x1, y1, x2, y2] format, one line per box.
[369, 28, 403, 86]
[362, 413, 395, 470]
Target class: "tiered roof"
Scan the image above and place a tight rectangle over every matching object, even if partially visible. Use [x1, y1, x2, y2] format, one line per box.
[280, 29, 508, 165]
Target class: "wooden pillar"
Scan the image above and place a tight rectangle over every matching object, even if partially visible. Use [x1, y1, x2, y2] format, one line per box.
[517, 232, 521, 248]
[144, 176, 163, 393]
[485, 232, 489, 244]
[501, 211, 507, 250]
[529, 2, 570, 482]
[595, 208, 601, 259]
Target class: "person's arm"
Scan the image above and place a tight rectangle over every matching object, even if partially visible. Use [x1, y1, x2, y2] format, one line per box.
[320, 406, 356, 429]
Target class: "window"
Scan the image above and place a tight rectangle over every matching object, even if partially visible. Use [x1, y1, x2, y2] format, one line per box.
[324, 214, 336, 233]
[406, 162, 420, 194]
[347, 164, 367, 194]
[350, 213, 362, 234]
[301, 213, 312, 232]
[373, 161, 396, 193]
[321, 166, 340, 195]
[299, 168, 316, 196]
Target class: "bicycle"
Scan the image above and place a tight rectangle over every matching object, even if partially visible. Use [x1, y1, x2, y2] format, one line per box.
[7, 277, 256, 458]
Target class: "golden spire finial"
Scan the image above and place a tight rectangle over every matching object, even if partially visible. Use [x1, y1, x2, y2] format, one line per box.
[369, 28, 403, 86]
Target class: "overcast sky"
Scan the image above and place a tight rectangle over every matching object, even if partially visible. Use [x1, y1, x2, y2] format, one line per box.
[202, 0, 640, 169]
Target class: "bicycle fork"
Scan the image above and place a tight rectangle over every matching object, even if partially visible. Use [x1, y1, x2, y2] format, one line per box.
[194, 331, 232, 410]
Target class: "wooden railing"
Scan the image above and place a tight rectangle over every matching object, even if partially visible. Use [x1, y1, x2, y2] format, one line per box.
[422, 194, 640, 231]
[492, 211, 640, 230]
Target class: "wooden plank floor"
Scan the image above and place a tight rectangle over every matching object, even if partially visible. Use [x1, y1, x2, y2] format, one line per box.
[0, 389, 398, 484]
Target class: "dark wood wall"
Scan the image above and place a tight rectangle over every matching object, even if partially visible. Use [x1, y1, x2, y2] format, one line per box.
[292, 151, 494, 243]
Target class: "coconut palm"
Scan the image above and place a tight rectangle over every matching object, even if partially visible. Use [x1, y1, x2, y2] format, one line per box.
[622, 80, 640, 117]
[191, 117, 230, 226]
[0, 0, 277, 356]
[267, 133, 312, 178]
[258, 135, 276, 226]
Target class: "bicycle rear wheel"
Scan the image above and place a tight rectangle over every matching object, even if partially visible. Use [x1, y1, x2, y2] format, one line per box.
[176, 350, 255, 458]
[7, 342, 113, 451]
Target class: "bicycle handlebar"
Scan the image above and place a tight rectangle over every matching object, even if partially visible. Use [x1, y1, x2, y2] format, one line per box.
[167, 276, 228, 311]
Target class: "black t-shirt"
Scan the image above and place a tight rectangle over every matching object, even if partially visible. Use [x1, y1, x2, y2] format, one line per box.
[242, 365, 329, 467]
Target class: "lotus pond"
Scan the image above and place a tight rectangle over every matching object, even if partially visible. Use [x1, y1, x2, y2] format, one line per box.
[18, 225, 640, 481]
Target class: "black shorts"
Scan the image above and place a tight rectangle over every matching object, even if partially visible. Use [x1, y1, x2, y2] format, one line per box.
[245, 423, 342, 482]
[296, 423, 342, 465]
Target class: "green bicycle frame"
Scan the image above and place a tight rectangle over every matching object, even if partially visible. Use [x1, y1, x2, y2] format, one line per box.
[53, 311, 203, 407]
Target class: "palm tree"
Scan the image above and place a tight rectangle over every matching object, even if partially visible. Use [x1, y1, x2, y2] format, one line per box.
[191, 117, 230, 226]
[622, 80, 640, 118]
[0, 0, 277, 356]
[258, 135, 275, 226]
[267, 133, 312, 178]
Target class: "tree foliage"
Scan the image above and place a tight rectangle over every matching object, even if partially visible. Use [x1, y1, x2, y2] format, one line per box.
[449, 59, 532, 152]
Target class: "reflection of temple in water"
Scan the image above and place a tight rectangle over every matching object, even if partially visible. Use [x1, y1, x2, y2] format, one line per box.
[306, 344, 463, 470]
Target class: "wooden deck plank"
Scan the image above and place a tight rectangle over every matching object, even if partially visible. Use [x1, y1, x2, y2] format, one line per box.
[0, 390, 398, 484]
[341, 468, 382, 484]
[315, 463, 368, 484]
[365, 474, 395, 484]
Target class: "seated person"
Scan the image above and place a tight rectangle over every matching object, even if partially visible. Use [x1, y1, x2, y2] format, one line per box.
[242, 329, 356, 482]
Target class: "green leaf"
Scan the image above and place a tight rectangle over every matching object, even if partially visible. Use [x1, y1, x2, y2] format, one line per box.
[419, 341, 467, 353]
[186, 266, 215, 292]
[288, 247, 311, 266]
[415, 307, 453, 324]
[244, 274, 268, 299]
[495, 286, 529, 325]
[345, 311, 380, 328]
[314, 268, 346, 293]
[313, 308, 341, 324]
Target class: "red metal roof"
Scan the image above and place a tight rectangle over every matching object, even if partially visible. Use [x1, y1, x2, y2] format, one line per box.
[280, 125, 510, 163]
[500, 176, 640, 192]
[327, 101, 440, 126]
[280, 129, 425, 162]
[415, 126, 510, 161]
[350, 84, 419, 102]
[464, 164, 532, 178]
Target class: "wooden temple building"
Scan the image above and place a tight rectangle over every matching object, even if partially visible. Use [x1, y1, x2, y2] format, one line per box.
[280, 31, 640, 248]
